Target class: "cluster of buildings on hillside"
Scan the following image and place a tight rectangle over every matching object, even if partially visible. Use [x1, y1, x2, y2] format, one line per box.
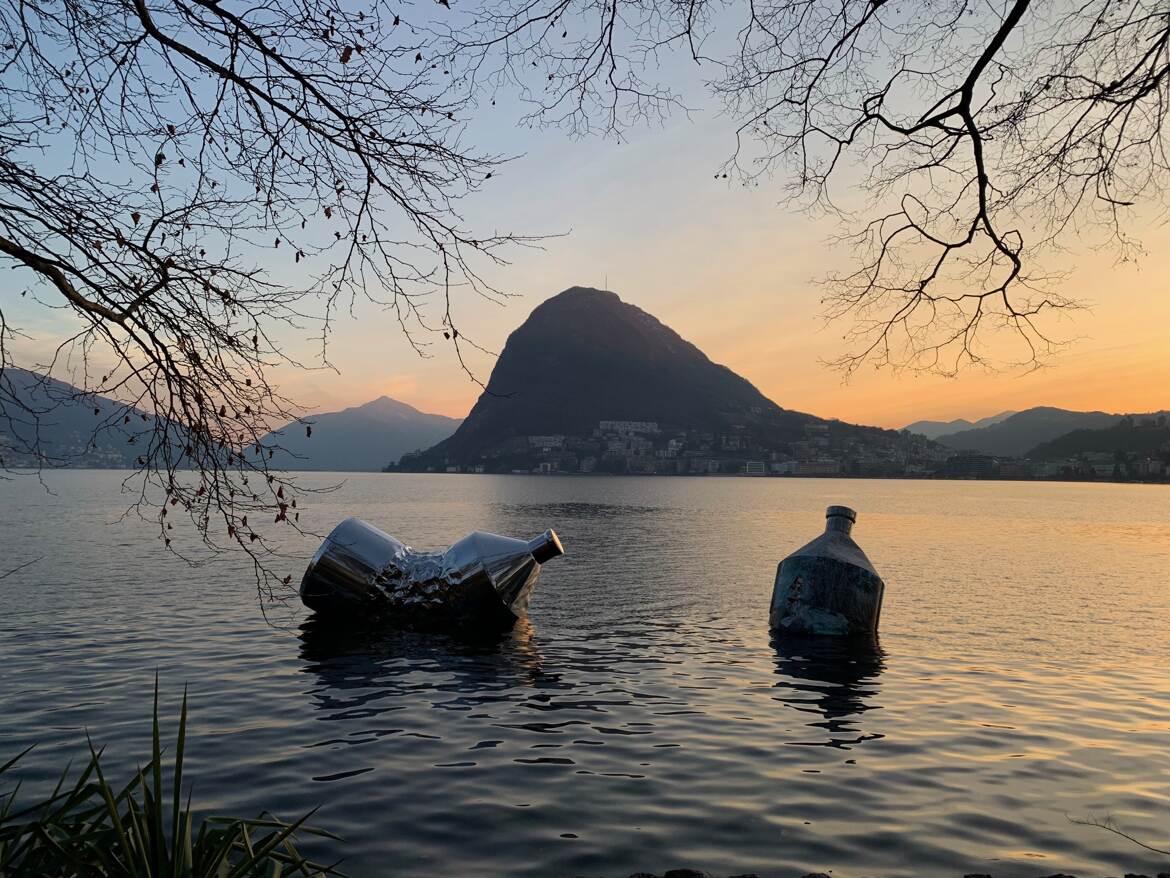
[404, 418, 1170, 483]
[943, 449, 1168, 482]
[408, 418, 945, 478]
[0, 432, 131, 469]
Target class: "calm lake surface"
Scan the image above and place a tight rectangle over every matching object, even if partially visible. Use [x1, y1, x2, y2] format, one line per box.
[1, 472, 1168, 877]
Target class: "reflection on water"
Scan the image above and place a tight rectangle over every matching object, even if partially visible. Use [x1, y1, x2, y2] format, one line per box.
[1, 472, 1170, 878]
[298, 615, 548, 704]
[771, 634, 885, 749]
[299, 614, 545, 667]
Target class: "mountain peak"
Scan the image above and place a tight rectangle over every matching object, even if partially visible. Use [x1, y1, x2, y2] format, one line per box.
[903, 409, 1017, 440]
[543, 285, 621, 305]
[264, 394, 460, 471]
[399, 287, 905, 472]
[532, 286, 677, 328]
[934, 406, 1127, 456]
[358, 395, 422, 416]
[538, 286, 622, 306]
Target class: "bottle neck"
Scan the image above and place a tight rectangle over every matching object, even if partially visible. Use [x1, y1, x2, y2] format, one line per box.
[825, 515, 854, 536]
[527, 529, 564, 564]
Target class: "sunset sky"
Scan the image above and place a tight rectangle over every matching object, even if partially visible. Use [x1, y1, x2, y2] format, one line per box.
[267, 95, 1170, 431]
[9, 29, 1169, 431]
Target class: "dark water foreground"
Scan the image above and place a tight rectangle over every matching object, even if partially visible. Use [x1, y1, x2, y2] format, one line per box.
[1, 473, 1168, 878]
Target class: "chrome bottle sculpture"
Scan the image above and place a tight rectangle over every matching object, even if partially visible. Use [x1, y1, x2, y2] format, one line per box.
[301, 517, 564, 631]
[770, 506, 885, 636]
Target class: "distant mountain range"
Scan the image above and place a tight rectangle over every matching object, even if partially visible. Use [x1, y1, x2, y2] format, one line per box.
[1, 367, 459, 472]
[929, 407, 1131, 457]
[264, 397, 460, 471]
[0, 367, 147, 468]
[1028, 416, 1170, 460]
[6, 315, 1164, 476]
[902, 406, 1169, 458]
[397, 286, 912, 472]
[903, 411, 1016, 440]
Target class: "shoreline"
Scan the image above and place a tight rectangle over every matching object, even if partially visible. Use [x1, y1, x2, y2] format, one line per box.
[6, 465, 1167, 487]
[386, 469, 1170, 486]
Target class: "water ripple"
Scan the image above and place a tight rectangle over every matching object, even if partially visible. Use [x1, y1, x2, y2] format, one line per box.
[1, 472, 1169, 878]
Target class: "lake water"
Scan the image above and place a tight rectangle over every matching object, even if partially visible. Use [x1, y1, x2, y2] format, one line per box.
[1, 472, 1168, 877]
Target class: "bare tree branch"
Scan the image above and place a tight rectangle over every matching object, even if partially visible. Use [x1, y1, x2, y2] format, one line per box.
[439, 0, 1169, 374]
[0, 0, 535, 595]
[1072, 814, 1170, 856]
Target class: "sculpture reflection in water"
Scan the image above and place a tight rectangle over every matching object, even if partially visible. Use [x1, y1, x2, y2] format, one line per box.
[771, 633, 886, 749]
[298, 615, 550, 727]
[300, 517, 564, 632]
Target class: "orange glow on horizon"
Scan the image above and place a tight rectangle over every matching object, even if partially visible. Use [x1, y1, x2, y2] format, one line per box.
[283, 214, 1170, 430]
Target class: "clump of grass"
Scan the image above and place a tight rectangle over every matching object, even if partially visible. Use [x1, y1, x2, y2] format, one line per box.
[0, 685, 342, 877]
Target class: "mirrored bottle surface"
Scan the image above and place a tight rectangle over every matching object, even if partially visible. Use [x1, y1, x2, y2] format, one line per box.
[301, 517, 564, 632]
[770, 505, 885, 636]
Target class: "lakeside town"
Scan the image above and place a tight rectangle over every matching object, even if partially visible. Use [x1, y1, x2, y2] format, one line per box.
[395, 416, 1170, 483]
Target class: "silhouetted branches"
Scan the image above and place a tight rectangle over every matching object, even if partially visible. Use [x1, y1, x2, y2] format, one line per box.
[2, 0, 1167, 591]
[1073, 815, 1170, 857]
[440, 0, 707, 134]
[0, 0, 530, 593]
[441, 0, 1169, 374]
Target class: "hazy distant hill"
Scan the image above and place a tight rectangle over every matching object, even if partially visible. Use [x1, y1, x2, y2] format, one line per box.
[265, 396, 460, 471]
[936, 407, 1124, 456]
[0, 367, 147, 468]
[401, 286, 902, 470]
[1, 368, 461, 472]
[1028, 415, 1170, 460]
[904, 411, 1015, 440]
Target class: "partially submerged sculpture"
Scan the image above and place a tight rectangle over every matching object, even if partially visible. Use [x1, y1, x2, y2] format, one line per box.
[770, 506, 885, 636]
[301, 518, 564, 631]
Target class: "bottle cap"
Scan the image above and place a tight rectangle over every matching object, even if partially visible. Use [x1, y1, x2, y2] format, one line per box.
[825, 505, 857, 522]
[528, 529, 564, 564]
